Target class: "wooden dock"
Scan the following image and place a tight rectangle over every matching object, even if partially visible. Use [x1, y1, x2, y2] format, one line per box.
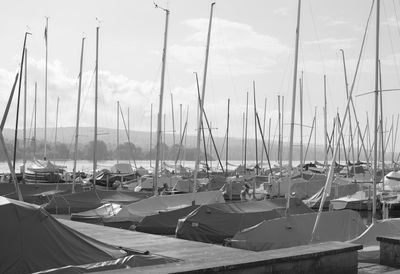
[59, 218, 362, 273]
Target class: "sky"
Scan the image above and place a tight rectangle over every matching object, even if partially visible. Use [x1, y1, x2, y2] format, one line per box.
[1, 0, 400, 150]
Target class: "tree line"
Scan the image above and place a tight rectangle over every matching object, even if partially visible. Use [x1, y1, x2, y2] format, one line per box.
[0, 139, 210, 162]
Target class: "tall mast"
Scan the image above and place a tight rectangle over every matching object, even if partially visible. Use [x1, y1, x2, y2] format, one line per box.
[33, 82, 37, 158]
[260, 97, 267, 171]
[171, 93, 176, 146]
[286, 0, 301, 213]
[281, 96, 285, 177]
[44, 17, 49, 160]
[150, 103, 153, 167]
[117, 101, 120, 163]
[179, 103, 182, 166]
[93, 26, 99, 189]
[253, 81, 259, 175]
[277, 95, 281, 193]
[193, 2, 215, 192]
[241, 112, 245, 166]
[225, 99, 230, 176]
[323, 75, 327, 168]
[314, 106, 317, 162]
[244, 92, 249, 174]
[300, 74, 303, 178]
[54, 97, 59, 158]
[372, 0, 380, 222]
[153, 5, 169, 195]
[13, 32, 29, 170]
[72, 37, 85, 192]
[23, 48, 27, 182]
[128, 107, 130, 141]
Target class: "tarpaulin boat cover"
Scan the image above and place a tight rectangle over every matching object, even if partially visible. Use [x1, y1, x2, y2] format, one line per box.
[347, 218, 400, 262]
[230, 209, 367, 251]
[110, 163, 134, 174]
[102, 190, 225, 225]
[384, 171, 400, 191]
[135, 205, 199, 235]
[271, 173, 328, 199]
[0, 196, 126, 273]
[0, 183, 83, 204]
[176, 198, 313, 244]
[304, 183, 359, 209]
[70, 203, 122, 224]
[26, 159, 66, 173]
[44, 189, 151, 214]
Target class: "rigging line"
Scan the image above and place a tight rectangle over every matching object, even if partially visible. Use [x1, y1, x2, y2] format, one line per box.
[383, 0, 400, 86]
[392, 0, 400, 39]
[278, 54, 292, 94]
[307, 0, 326, 74]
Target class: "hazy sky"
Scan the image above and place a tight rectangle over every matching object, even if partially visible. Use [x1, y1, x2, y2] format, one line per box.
[1, 0, 400, 149]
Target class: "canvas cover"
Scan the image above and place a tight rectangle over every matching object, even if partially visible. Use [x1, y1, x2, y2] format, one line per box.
[135, 205, 199, 235]
[230, 209, 367, 251]
[110, 163, 134, 174]
[0, 183, 83, 204]
[26, 159, 66, 173]
[304, 182, 359, 209]
[384, 171, 400, 191]
[176, 198, 313, 244]
[44, 189, 151, 214]
[102, 190, 225, 225]
[71, 203, 122, 223]
[0, 196, 126, 273]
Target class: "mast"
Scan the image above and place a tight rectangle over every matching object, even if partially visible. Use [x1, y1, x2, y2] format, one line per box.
[117, 101, 120, 163]
[93, 26, 99, 189]
[171, 93, 176, 146]
[225, 99, 230, 176]
[324, 75, 327, 168]
[244, 92, 249, 174]
[372, 0, 380, 222]
[150, 103, 153, 167]
[179, 103, 182, 166]
[299, 74, 303, 178]
[72, 37, 85, 192]
[44, 17, 49, 160]
[193, 2, 215, 192]
[314, 106, 317, 162]
[241, 112, 245, 166]
[13, 32, 30, 170]
[277, 95, 281, 194]
[22, 48, 27, 182]
[1, 73, 23, 200]
[286, 0, 301, 214]
[54, 97, 59, 158]
[260, 97, 267, 171]
[153, 4, 169, 195]
[33, 82, 37, 158]
[253, 81, 259, 175]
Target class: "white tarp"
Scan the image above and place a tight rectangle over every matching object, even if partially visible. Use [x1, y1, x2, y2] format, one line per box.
[102, 190, 225, 224]
[384, 171, 400, 191]
[110, 163, 134, 174]
[26, 159, 66, 173]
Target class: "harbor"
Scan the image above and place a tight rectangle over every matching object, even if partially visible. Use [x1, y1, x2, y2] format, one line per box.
[3, 0, 400, 273]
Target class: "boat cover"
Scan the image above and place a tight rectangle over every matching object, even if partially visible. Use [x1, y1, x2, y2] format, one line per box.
[230, 209, 367, 251]
[26, 159, 66, 173]
[0, 196, 126, 273]
[135, 205, 199, 235]
[176, 198, 313, 244]
[71, 203, 122, 223]
[110, 163, 134, 174]
[44, 190, 151, 214]
[102, 190, 225, 224]
[304, 182, 359, 209]
[347, 218, 400, 262]
[384, 171, 400, 191]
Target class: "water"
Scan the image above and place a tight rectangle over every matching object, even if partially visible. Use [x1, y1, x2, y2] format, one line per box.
[0, 159, 289, 174]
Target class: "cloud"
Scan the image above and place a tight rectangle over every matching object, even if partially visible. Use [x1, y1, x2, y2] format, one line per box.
[273, 7, 289, 16]
[304, 38, 357, 50]
[170, 17, 289, 76]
